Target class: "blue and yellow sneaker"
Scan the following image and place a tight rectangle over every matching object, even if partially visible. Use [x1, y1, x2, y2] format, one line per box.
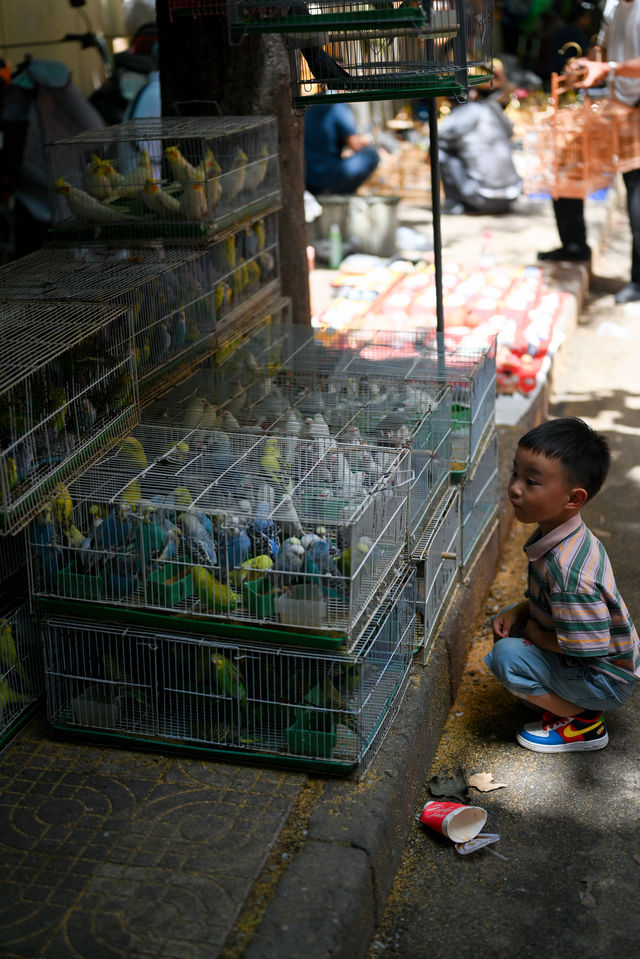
[516, 711, 608, 753]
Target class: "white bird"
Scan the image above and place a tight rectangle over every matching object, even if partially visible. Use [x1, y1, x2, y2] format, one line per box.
[107, 148, 152, 200]
[243, 143, 269, 193]
[223, 148, 248, 204]
[55, 179, 135, 223]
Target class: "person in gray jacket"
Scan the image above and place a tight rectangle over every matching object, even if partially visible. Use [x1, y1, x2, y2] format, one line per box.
[438, 62, 523, 215]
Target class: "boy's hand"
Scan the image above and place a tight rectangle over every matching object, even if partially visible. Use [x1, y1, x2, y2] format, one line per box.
[492, 604, 524, 640]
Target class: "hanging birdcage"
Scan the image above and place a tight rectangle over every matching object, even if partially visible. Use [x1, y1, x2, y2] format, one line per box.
[43, 565, 415, 777]
[0, 300, 137, 535]
[45, 117, 280, 245]
[28, 424, 411, 650]
[523, 73, 618, 200]
[227, 0, 493, 108]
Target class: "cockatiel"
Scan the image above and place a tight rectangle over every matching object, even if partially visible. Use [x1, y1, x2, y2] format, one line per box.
[164, 144, 202, 183]
[179, 181, 208, 220]
[223, 147, 248, 204]
[55, 179, 135, 223]
[203, 148, 223, 210]
[243, 143, 269, 193]
[85, 155, 112, 200]
[107, 148, 152, 199]
[141, 179, 181, 216]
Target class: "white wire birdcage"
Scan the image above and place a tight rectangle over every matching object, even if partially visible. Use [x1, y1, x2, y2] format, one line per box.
[28, 424, 411, 649]
[413, 486, 460, 664]
[0, 598, 43, 747]
[0, 300, 137, 535]
[457, 425, 498, 572]
[43, 565, 415, 777]
[142, 296, 294, 425]
[0, 224, 280, 408]
[334, 328, 496, 473]
[45, 117, 280, 245]
[227, 0, 493, 108]
[142, 320, 451, 549]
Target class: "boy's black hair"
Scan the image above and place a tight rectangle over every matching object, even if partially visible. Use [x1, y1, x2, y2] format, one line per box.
[518, 416, 610, 500]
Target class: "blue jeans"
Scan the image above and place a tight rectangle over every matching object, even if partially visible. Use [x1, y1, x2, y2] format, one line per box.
[485, 637, 636, 712]
[306, 147, 379, 195]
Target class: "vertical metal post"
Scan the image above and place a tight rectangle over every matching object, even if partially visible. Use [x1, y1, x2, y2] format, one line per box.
[428, 99, 446, 378]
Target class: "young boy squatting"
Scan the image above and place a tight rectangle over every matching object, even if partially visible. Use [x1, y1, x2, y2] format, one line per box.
[484, 417, 639, 752]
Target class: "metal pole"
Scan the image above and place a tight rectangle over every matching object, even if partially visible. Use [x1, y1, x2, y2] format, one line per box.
[428, 99, 444, 336]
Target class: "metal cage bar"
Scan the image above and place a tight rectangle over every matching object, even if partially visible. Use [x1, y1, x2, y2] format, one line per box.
[0, 599, 43, 746]
[45, 117, 280, 245]
[43, 565, 415, 777]
[0, 299, 138, 534]
[28, 424, 411, 648]
[413, 486, 460, 663]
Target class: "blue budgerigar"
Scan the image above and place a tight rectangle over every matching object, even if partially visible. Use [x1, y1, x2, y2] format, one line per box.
[305, 537, 347, 598]
[218, 517, 251, 582]
[33, 506, 62, 591]
[271, 536, 305, 590]
[179, 510, 217, 567]
[246, 501, 280, 561]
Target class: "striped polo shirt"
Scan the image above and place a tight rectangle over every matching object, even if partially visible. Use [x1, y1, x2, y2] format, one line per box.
[524, 514, 640, 683]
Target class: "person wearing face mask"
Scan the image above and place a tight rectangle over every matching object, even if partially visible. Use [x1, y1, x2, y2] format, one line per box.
[538, 0, 640, 305]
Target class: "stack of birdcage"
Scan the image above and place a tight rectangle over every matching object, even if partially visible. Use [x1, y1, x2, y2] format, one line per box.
[226, 0, 494, 110]
[31, 419, 416, 776]
[144, 320, 498, 662]
[0, 115, 290, 753]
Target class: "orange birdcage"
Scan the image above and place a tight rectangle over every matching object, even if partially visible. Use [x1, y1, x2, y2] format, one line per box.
[523, 72, 617, 199]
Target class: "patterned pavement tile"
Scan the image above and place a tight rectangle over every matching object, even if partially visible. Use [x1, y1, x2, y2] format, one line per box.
[1, 717, 305, 958]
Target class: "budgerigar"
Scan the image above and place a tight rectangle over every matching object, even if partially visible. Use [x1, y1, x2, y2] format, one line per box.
[191, 564, 240, 611]
[33, 505, 62, 590]
[51, 482, 73, 532]
[246, 501, 280, 561]
[218, 517, 251, 582]
[141, 179, 181, 216]
[0, 618, 31, 689]
[119, 436, 148, 469]
[305, 537, 347, 597]
[335, 535, 373, 577]
[271, 536, 305, 590]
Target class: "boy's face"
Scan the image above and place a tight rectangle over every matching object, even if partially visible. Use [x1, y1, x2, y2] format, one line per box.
[508, 446, 582, 534]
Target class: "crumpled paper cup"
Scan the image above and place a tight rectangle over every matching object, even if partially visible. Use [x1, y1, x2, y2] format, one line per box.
[420, 801, 487, 843]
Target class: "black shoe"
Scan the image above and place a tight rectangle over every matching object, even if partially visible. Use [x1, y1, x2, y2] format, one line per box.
[537, 244, 591, 262]
[614, 282, 640, 304]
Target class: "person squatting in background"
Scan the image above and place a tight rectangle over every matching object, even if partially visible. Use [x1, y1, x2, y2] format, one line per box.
[437, 58, 524, 215]
[303, 101, 380, 196]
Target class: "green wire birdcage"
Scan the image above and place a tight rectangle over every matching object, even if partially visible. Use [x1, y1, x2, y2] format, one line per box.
[228, 0, 493, 107]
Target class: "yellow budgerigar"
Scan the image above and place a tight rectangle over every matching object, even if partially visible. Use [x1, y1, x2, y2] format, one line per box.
[51, 482, 73, 530]
[0, 618, 31, 689]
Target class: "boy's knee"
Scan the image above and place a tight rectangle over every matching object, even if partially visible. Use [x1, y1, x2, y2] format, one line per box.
[484, 636, 530, 684]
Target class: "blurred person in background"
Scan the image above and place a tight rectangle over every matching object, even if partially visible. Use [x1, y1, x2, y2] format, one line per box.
[304, 100, 380, 195]
[437, 59, 524, 215]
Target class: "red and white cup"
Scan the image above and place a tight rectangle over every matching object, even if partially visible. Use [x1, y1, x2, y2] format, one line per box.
[420, 801, 487, 843]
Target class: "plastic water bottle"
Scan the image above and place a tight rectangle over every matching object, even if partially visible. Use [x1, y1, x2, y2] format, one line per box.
[328, 223, 343, 269]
